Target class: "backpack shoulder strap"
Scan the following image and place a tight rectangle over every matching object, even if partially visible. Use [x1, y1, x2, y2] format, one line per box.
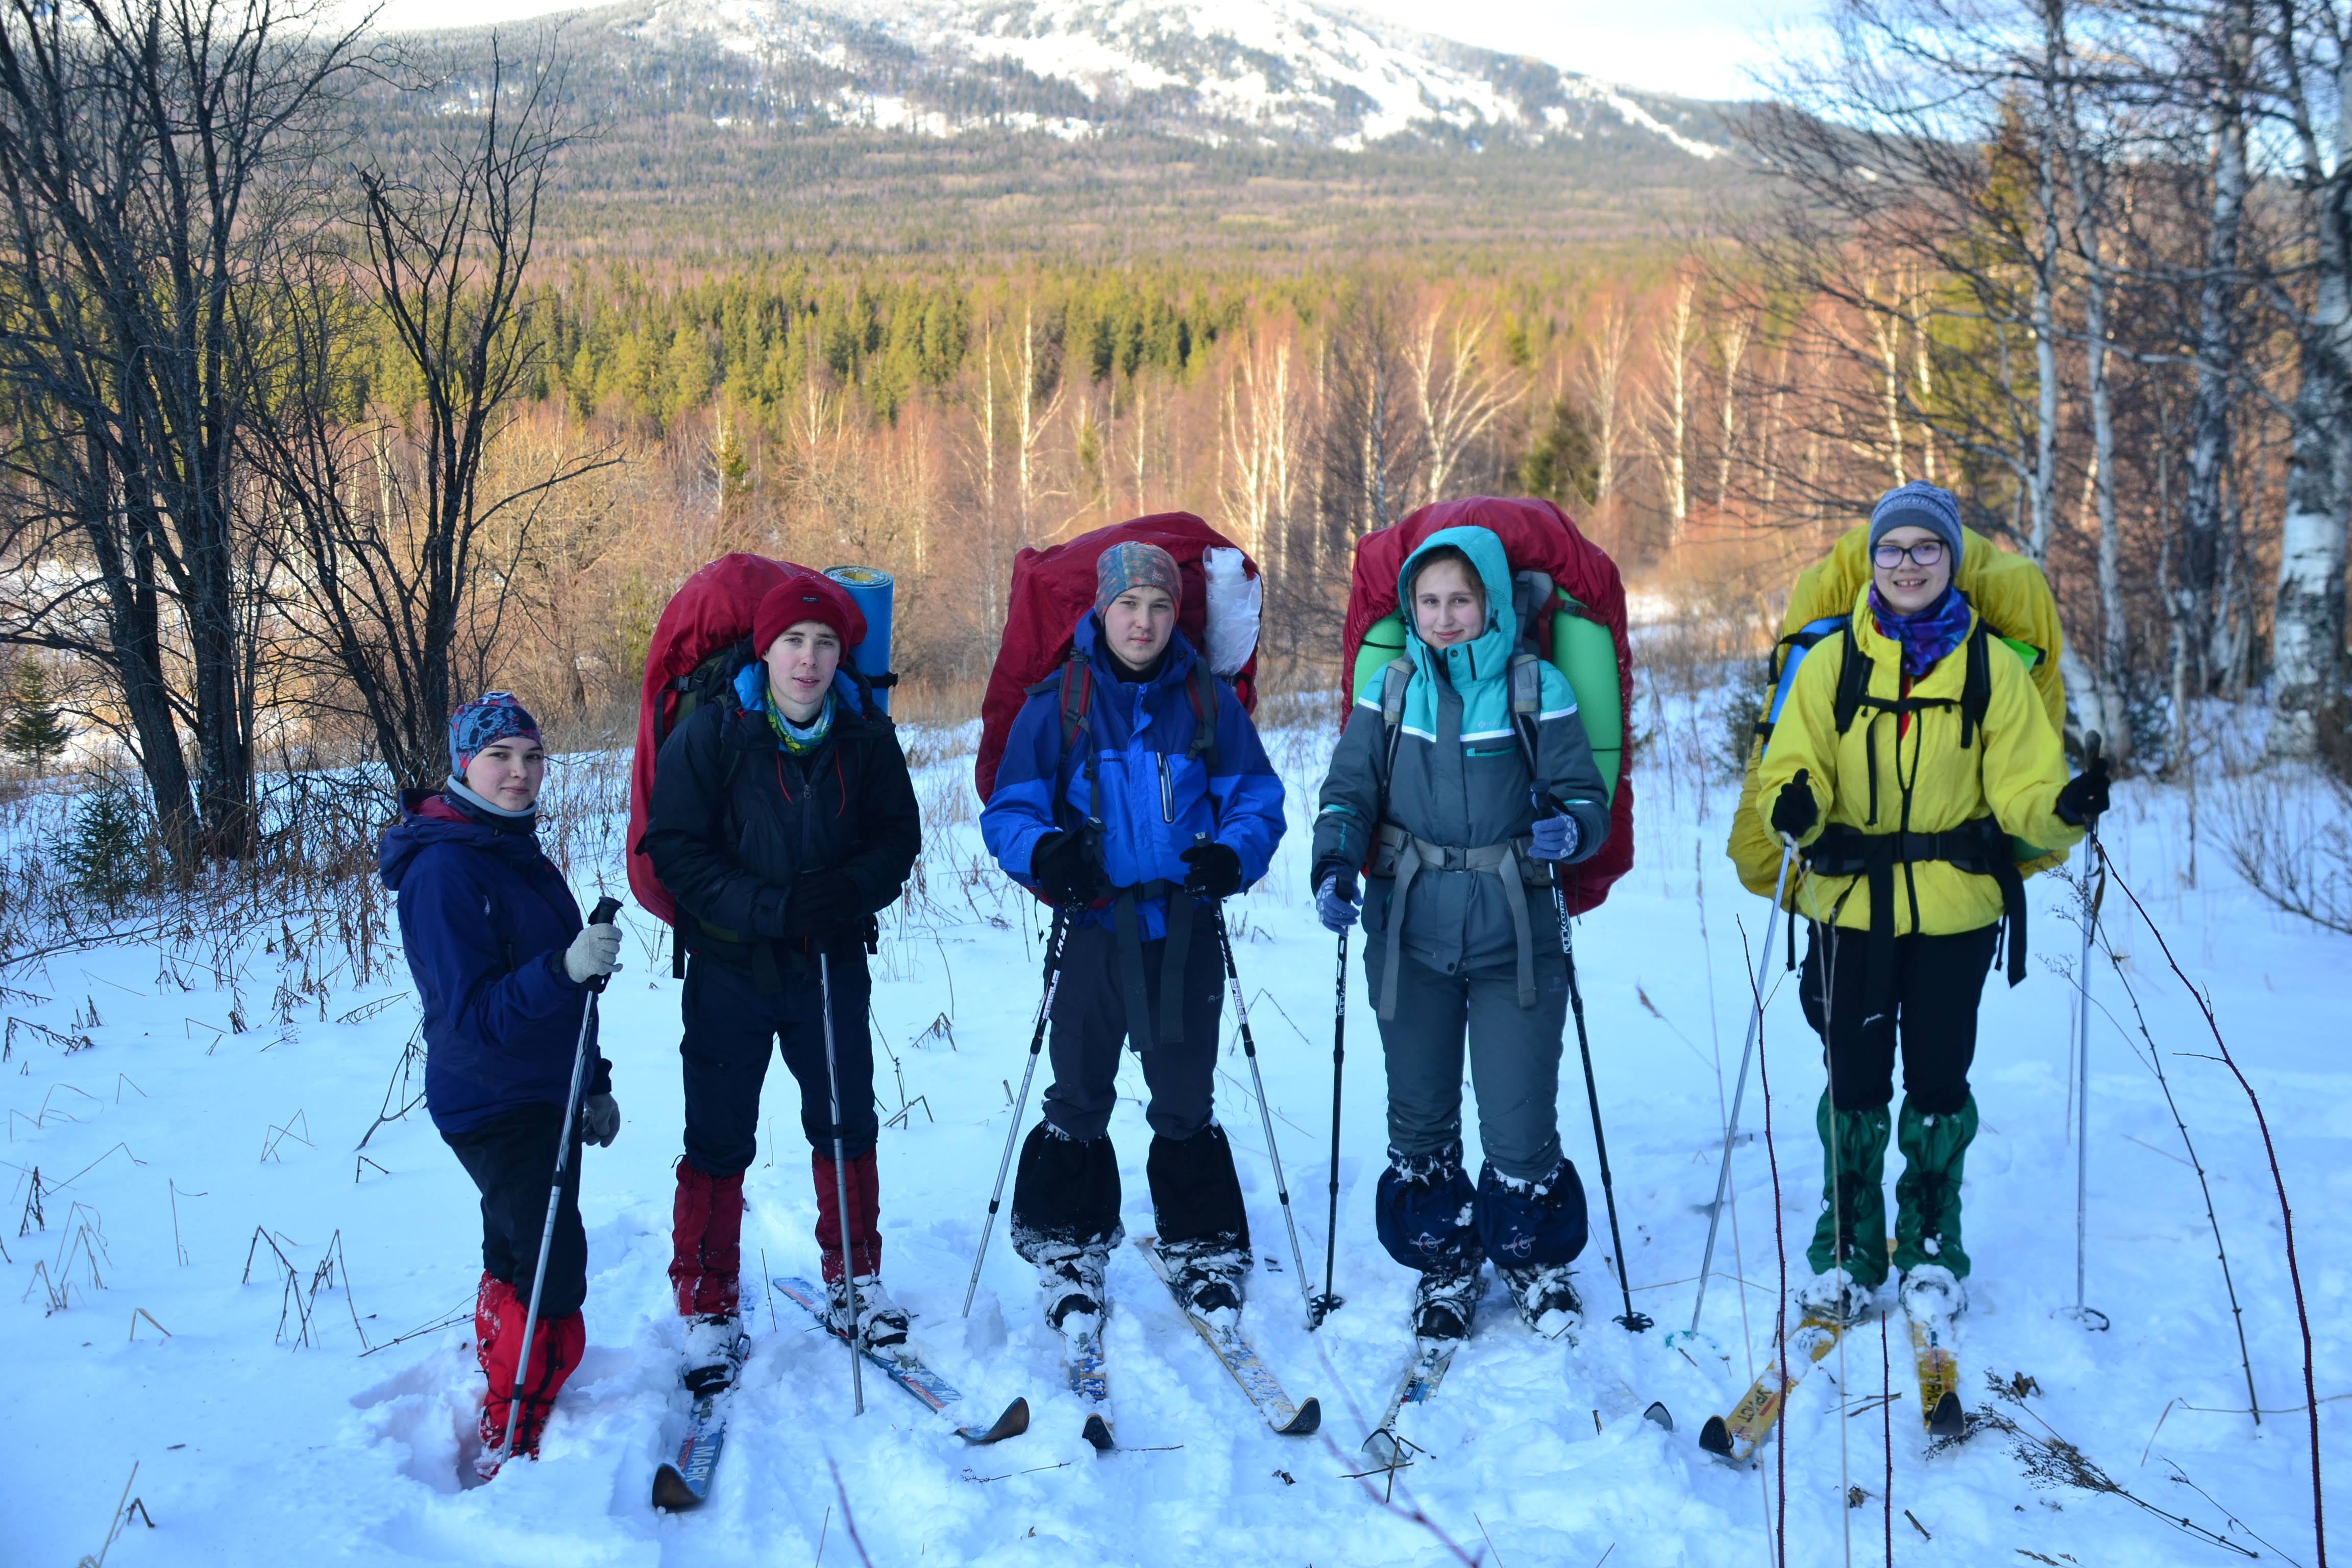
[1379, 657, 1413, 728]
[1375, 657, 1413, 818]
[1058, 649, 1093, 757]
[1508, 652, 1546, 791]
[1833, 621, 1873, 735]
[1959, 619, 1992, 750]
[1185, 660, 1220, 768]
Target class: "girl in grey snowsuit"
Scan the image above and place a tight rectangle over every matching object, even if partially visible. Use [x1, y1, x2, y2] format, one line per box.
[1309, 524, 1612, 1340]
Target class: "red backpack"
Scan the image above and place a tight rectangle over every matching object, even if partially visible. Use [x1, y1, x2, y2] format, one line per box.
[626, 552, 800, 926]
[1342, 497, 1636, 917]
[973, 512, 1261, 803]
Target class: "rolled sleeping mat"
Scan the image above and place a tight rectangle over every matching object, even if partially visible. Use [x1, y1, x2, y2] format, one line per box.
[824, 566, 895, 714]
[1550, 604, 1621, 804]
[1350, 613, 1409, 705]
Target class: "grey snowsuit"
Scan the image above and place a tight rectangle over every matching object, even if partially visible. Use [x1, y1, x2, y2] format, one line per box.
[1311, 524, 1610, 1273]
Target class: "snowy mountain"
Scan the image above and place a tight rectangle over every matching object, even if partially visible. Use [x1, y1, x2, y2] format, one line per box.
[516, 0, 1733, 156]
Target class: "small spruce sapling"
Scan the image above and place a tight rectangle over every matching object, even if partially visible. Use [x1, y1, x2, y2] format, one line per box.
[3, 659, 69, 773]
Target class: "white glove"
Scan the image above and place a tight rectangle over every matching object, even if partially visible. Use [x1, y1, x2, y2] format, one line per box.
[564, 923, 622, 986]
[580, 1093, 620, 1147]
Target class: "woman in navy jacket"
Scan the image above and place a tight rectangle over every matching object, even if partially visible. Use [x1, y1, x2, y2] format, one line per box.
[378, 692, 622, 1474]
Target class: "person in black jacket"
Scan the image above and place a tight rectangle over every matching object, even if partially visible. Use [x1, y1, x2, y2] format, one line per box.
[378, 691, 623, 1475]
[643, 571, 921, 1385]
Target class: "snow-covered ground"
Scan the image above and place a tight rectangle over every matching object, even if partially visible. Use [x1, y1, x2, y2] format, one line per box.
[3, 696, 2341, 1565]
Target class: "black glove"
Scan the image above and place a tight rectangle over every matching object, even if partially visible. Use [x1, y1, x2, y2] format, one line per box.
[2055, 754, 2111, 827]
[1028, 830, 1100, 907]
[1769, 773, 1819, 841]
[785, 870, 864, 940]
[1180, 841, 1245, 900]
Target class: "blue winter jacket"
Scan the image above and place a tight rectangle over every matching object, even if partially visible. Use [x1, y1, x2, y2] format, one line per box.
[982, 615, 1287, 939]
[378, 792, 609, 1137]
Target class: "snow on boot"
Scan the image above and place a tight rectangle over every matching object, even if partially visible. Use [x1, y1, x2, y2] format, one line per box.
[682, 1313, 748, 1396]
[1037, 1243, 1109, 1334]
[1412, 1265, 1481, 1343]
[1795, 1266, 1876, 1327]
[1900, 1262, 1967, 1322]
[827, 1273, 911, 1351]
[1376, 1143, 1481, 1275]
[1498, 1263, 1583, 1339]
[1158, 1237, 1248, 1328]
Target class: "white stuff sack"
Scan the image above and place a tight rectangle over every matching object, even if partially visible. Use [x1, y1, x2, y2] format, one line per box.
[1200, 547, 1261, 678]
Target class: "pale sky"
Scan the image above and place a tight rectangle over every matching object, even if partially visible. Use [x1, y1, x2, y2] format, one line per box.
[360, 0, 1819, 103]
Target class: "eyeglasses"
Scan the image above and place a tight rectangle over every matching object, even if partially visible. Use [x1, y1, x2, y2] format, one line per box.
[1873, 540, 1947, 569]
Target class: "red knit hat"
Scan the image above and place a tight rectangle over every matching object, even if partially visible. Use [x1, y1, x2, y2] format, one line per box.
[754, 571, 866, 657]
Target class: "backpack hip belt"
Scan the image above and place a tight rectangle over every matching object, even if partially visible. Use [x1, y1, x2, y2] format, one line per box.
[1802, 815, 2027, 1016]
[1106, 878, 1198, 1051]
[1372, 828, 1547, 1021]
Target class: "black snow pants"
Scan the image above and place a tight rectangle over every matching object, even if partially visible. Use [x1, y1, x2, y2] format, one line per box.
[1800, 922, 1999, 1115]
[1011, 903, 1246, 1261]
[445, 1103, 587, 1318]
[679, 951, 876, 1178]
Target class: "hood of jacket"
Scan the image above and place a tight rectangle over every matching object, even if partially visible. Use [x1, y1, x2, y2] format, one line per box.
[378, 789, 547, 892]
[1396, 524, 1522, 743]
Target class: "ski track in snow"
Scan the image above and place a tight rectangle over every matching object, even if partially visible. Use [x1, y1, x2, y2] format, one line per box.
[2, 705, 2342, 1564]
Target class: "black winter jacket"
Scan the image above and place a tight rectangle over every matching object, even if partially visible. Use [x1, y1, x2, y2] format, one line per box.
[641, 665, 921, 972]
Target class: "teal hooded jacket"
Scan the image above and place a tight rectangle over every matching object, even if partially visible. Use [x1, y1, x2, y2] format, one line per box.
[1310, 525, 1611, 991]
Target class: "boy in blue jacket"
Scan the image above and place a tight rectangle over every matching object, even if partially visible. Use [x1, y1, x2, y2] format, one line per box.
[378, 693, 622, 1473]
[981, 543, 1286, 1337]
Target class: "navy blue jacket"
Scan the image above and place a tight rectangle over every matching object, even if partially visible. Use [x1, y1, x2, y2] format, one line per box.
[379, 792, 609, 1136]
[981, 615, 1286, 940]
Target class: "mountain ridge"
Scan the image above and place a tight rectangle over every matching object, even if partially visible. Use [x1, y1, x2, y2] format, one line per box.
[406, 0, 1737, 159]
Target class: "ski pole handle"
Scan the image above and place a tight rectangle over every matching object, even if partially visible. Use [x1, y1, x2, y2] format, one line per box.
[582, 895, 623, 994]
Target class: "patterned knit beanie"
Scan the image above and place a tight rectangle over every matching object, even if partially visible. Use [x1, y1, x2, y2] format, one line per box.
[449, 691, 542, 775]
[1094, 541, 1182, 617]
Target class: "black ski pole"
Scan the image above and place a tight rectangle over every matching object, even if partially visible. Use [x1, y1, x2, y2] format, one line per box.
[961, 910, 1069, 1317]
[500, 894, 622, 1466]
[1553, 884, 1652, 1333]
[1310, 928, 1347, 1326]
[1210, 901, 1317, 1328]
[817, 950, 864, 1414]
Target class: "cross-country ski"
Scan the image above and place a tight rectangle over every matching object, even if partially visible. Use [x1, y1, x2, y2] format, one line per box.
[1136, 1237, 1321, 1436]
[773, 1276, 1031, 1442]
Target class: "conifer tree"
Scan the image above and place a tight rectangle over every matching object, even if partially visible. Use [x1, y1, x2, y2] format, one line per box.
[3, 660, 69, 773]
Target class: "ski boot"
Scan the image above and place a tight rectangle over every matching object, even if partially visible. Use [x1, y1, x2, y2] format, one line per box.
[1899, 1262, 1967, 1321]
[1794, 1265, 1876, 1327]
[1158, 1238, 1248, 1326]
[681, 1313, 748, 1396]
[827, 1274, 911, 1351]
[1412, 1264, 1482, 1342]
[1038, 1243, 1110, 1335]
[1498, 1263, 1583, 1339]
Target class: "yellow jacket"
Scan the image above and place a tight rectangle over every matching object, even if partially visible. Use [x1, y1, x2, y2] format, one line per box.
[1728, 524, 2069, 896]
[1757, 585, 2081, 937]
